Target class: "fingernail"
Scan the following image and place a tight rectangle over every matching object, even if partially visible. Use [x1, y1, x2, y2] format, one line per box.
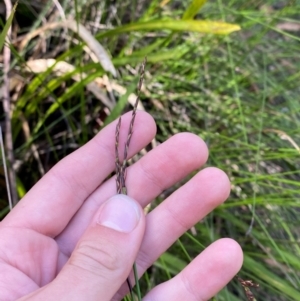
[97, 195, 141, 233]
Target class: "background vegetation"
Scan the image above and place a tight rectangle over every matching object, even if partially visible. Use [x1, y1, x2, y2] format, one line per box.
[0, 0, 300, 300]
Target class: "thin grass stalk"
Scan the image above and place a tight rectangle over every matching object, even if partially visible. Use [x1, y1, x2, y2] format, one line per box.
[115, 58, 147, 301]
[133, 263, 142, 300]
[3, 0, 18, 206]
[0, 126, 13, 211]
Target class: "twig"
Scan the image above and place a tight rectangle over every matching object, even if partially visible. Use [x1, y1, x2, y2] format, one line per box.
[3, 0, 18, 206]
[115, 58, 147, 300]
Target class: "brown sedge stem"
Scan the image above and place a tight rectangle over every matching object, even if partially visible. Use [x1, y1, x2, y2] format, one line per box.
[115, 58, 147, 301]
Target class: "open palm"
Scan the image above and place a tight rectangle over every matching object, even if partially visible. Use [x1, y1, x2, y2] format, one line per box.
[0, 112, 242, 301]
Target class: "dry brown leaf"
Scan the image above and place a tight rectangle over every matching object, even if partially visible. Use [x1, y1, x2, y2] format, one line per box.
[20, 20, 116, 76]
[26, 59, 113, 109]
[25, 59, 146, 111]
[264, 128, 300, 152]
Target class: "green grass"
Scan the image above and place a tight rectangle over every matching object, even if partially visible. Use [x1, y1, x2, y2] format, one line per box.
[1, 0, 300, 300]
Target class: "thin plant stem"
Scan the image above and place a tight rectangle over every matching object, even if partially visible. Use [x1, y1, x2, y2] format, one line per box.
[115, 58, 147, 301]
[3, 0, 18, 206]
[126, 277, 134, 301]
[133, 263, 142, 300]
[0, 126, 13, 211]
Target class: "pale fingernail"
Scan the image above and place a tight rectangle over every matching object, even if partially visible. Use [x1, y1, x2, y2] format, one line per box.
[97, 195, 141, 233]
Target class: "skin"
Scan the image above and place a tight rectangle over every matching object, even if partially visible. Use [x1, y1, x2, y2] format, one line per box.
[0, 111, 243, 301]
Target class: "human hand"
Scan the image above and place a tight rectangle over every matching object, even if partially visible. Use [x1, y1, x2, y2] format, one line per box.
[0, 111, 243, 301]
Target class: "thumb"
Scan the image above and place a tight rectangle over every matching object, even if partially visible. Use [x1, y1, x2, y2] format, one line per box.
[37, 194, 144, 301]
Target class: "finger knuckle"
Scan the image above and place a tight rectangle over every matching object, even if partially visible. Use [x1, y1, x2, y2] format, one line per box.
[70, 240, 121, 275]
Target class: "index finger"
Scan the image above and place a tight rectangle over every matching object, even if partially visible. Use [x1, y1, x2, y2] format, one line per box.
[2, 111, 156, 237]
